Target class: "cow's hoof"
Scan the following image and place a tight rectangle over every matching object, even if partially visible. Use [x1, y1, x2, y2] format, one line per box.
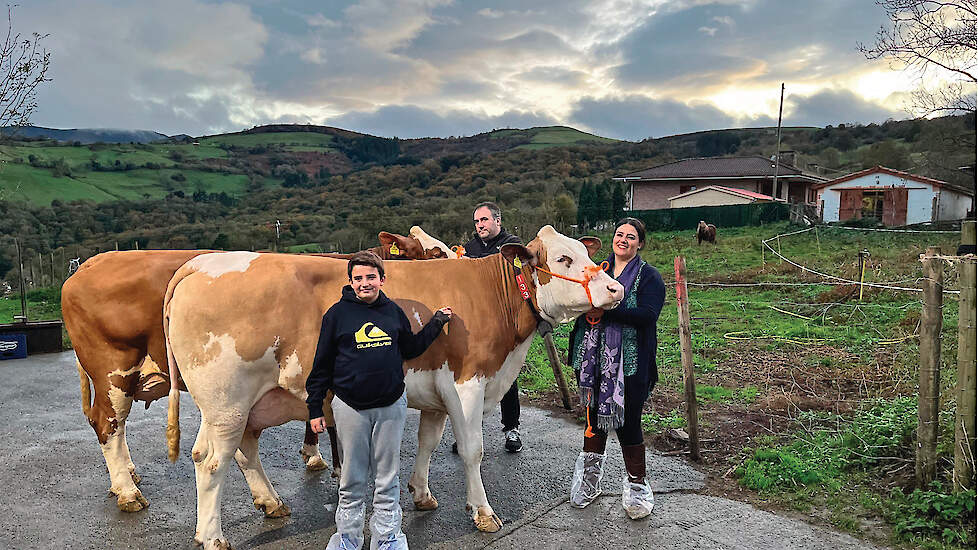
[415, 494, 438, 511]
[255, 498, 291, 518]
[203, 539, 232, 550]
[473, 509, 502, 533]
[116, 490, 149, 512]
[304, 455, 328, 471]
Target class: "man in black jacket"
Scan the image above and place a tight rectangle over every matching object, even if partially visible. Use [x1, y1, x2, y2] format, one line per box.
[307, 251, 451, 550]
[461, 201, 525, 453]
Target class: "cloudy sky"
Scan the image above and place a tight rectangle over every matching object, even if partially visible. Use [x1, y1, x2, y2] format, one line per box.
[18, 0, 931, 140]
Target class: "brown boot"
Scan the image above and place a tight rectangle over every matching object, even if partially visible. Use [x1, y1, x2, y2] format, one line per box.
[583, 431, 608, 454]
[621, 444, 646, 484]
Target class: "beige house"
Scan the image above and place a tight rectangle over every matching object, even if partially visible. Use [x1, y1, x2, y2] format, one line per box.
[668, 185, 776, 208]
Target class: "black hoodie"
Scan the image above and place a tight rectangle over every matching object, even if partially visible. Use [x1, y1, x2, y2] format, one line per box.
[306, 286, 449, 416]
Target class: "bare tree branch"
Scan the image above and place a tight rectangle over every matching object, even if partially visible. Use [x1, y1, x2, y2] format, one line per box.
[0, 4, 51, 138]
[858, 0, 977, 117]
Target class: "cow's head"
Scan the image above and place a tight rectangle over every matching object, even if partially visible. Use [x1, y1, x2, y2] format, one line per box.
[378, 232, 428, 260]
[501, 225, 624, 323]
[409, 225, 454, 259]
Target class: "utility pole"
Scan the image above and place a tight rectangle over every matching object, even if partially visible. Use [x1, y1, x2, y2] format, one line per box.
[772, 83, 785, 200]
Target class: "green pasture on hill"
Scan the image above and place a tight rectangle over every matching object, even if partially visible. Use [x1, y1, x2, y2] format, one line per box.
[0, 163, 251, 203]
[198, 131, 337, 150]
[489, 126, 619, 149]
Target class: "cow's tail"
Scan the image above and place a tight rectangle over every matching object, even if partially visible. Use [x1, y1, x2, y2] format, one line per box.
[77, 360, 92, 419]
[163, 266, 188, 463]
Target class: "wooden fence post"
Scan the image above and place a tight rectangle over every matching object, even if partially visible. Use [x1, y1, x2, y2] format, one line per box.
[674, 256, 701, 461]
[955, 221, 977, 491]
[917, 246, 942, 488]
[542, 332, 573, 410]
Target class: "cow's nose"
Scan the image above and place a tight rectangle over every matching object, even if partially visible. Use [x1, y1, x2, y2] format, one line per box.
[608, 283, 624, 300]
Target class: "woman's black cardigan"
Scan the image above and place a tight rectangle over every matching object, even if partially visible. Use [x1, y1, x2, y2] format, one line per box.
[568, 259, 666, 394]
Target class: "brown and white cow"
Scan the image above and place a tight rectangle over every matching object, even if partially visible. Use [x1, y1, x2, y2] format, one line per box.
[162, 225, 624, 549]
[63, 231, 449, 513]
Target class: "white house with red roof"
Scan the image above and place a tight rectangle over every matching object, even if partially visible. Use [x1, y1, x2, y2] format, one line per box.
[812, 166, 974, 226]
[667, 185, 776, 208]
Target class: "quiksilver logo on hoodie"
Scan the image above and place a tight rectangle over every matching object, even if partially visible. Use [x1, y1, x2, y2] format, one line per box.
[355, 322, 392, 349]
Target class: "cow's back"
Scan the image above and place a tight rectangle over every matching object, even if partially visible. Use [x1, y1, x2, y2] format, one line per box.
[64, 250, 209, 380]
[164, 252, 350, 398]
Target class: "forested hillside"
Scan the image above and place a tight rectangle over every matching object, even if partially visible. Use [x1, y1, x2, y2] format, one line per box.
[0, 115, 973, 285]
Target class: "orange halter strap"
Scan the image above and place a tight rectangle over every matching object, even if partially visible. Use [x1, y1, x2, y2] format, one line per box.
[525, 260, 610, 323]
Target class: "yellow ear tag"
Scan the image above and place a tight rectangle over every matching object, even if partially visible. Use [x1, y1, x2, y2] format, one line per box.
[390, 243, 399, 255]
[513, 257, 523, 269]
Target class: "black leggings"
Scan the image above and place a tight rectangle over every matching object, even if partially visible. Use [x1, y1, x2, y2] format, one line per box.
[585, 374, 649, 447]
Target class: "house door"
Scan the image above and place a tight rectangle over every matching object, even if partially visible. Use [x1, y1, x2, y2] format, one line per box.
[839, 189, 862, 221]
[882, 188, 908, 226]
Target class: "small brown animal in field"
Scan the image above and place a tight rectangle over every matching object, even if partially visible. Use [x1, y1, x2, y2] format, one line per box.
[696, 220, 716, 245]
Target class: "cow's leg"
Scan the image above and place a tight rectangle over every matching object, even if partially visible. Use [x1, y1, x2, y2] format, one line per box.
[453, 391, 502, 533]
[300, 422, 329, 472]
[234, 429, 290, 518]
[87, 362, 148, 512]
[192, 419, 246, 550]
[408, 410, 447, 511]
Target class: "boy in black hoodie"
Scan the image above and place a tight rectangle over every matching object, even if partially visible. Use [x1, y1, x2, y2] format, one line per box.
[307, 251, 451, 550]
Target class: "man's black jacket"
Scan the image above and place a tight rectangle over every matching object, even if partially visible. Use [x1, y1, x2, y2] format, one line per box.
[463, 228, 521, 258]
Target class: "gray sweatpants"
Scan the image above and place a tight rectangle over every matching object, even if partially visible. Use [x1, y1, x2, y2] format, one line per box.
[329, 392, 408, 550]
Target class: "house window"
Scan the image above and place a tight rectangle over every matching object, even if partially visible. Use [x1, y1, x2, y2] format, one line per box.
[861, 191, 885, 219]
[680, 185, 696, 194]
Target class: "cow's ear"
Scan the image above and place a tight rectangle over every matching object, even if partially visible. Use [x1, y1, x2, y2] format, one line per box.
[579, 237, 602, 258]
[377, 232, 407, 256]
[500, 243, 533, 267]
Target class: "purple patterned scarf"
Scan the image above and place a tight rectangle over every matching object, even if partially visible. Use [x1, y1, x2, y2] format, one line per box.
[576, 255, 642, 432]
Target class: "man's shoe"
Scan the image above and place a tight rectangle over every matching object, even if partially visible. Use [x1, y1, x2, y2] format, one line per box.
[504, 429, 523, 453]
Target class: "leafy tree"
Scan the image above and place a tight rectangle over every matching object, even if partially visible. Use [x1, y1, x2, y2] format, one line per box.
[695, 131, 741, 156]
[577, 181, 595, 228]
[859, 139, 911, 169]
[611, 182, 627, 218]
[212, 233, 230, 250]
[594, 181, 611, 227]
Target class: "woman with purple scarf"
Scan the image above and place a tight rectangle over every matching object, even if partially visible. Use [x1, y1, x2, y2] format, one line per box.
[567, 217, 665, 520]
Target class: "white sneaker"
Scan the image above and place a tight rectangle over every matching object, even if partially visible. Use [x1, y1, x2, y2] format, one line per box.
[622, 478, 655, 519]
[570, 452, 605, 508]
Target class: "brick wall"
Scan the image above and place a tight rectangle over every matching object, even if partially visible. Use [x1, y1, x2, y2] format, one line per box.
[632, 182, 684, 210]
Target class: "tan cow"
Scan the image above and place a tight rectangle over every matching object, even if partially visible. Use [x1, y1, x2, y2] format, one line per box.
[162, 225, 624, 550]
[63, 231, 449, 513]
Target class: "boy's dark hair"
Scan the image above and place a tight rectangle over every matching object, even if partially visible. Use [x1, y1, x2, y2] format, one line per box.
[615, 217, 647, 245]
[473, 201, 501, 220]
[347, 250, 385, 280]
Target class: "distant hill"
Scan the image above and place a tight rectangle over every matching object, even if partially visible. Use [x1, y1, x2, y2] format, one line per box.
[0, 125, 169, 144]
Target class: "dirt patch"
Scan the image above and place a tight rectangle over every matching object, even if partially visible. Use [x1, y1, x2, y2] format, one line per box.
[521, 342, 910, 548]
